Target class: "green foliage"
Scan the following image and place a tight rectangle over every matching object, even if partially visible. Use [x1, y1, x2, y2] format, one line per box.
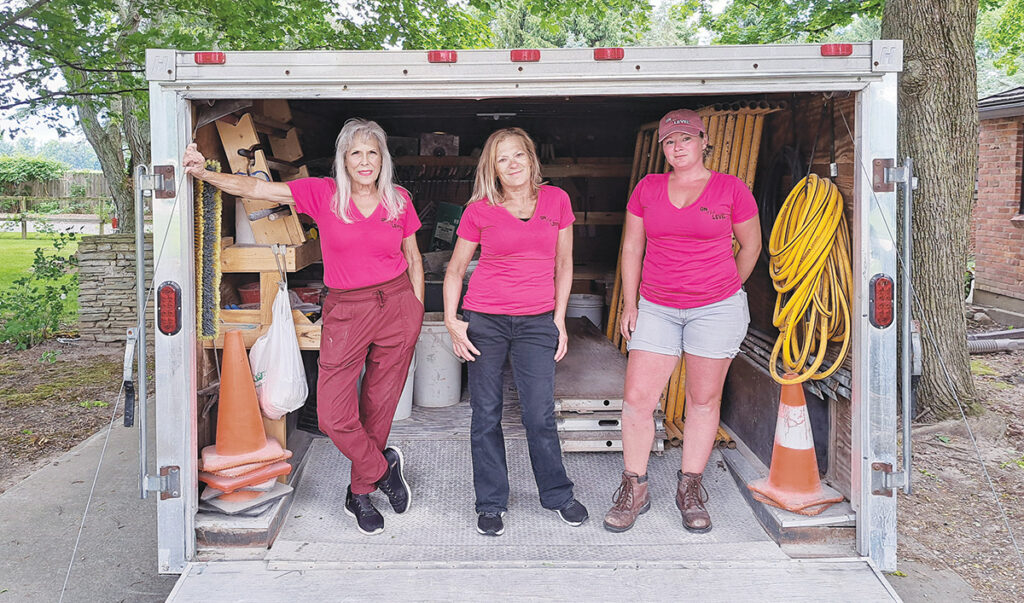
[982, 0, 1024, 74]
[0, 157, 68, 196]
[77, 400, 109, 408]
[0, 231, 78, 350]
[0, 138, 101, 171]
[977, 3, 1024, 93]
[636, 1, 700, 47]
[487, 0, 652, 48]
[697, 0, 884, 44]
[39, 350, 60, 364]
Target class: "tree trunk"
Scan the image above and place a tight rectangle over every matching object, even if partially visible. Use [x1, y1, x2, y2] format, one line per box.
[122, 94, 150, 169]
[76, 98, 135, 233]
[882, 0, 981, 420]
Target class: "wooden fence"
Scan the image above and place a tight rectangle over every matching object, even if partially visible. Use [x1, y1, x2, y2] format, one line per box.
[1, 172, 107, 198]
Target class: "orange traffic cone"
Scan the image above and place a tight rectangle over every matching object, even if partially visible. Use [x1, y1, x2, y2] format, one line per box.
[748, 376, 843, 516]
[198, 460, 292, 495]
[199, 330, 289, 473]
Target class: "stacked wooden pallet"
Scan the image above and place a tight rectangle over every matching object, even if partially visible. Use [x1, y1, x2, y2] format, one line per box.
[553, 318, 665, 452]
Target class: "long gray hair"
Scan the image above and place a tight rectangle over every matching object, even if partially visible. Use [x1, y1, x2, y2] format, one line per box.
[332, 118, 405, 223]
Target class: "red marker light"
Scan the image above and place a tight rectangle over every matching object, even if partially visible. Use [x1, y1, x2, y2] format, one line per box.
[157, 281, 182, 336]
[594, 48, 625, 61]
[194, 52, 226, 65]
[820, 44, 853, 57]
[869, 274, 894, 328]
[427, 50, 458, 63]
[510, 49, 540, 62]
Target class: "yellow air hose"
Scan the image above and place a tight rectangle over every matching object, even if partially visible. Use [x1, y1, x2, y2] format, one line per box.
[768, 174, 852, 384]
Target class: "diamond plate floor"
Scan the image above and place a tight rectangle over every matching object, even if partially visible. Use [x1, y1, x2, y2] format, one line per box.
[268, 438, 783, 568]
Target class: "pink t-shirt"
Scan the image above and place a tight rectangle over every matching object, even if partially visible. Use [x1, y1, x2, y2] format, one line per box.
[457, 185, 575, 315]
[626, 172, 758, 309]
[286, 177, 421, 290]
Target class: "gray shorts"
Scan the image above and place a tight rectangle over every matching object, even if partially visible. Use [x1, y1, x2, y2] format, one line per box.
[627, 290, 750, 359]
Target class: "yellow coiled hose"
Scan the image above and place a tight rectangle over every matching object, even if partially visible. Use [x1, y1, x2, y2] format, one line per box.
[768, 174, 852, 384]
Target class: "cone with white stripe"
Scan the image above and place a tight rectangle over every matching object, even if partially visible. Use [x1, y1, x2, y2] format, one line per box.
[748, 376, 843, 515]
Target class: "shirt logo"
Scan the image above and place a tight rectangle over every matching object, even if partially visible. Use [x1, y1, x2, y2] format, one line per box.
[538, 214, 559, 227]
[381, 215, 404, 230]
[699, 206, 728, 221]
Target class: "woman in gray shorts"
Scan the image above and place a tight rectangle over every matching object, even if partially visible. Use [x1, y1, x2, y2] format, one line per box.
[603, 109, 761, 533]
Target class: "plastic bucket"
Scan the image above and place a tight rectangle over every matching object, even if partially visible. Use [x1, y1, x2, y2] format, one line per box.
[567, 293, 605, 328]
[393, 353, 416, 421]
[413, 312, 462, 408]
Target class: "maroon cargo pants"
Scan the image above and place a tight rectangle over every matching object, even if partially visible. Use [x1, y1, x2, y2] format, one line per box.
[317, 273, 423, 494]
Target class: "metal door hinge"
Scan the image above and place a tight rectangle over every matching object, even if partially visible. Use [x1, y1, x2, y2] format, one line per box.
[145, 466, 181, 500]
[871, 462, 906, 496]
[872, 158, 919, 193]
[137, 165, 176, 198]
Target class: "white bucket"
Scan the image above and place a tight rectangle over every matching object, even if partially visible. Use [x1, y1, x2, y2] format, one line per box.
[394, 352, 415, 421]
[567, 293, 605, 328]
[413, 312, 462, 408]
[357, 353, 416, 423]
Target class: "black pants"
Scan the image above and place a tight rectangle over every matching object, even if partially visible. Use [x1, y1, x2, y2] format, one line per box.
[465, 310, 575, 514]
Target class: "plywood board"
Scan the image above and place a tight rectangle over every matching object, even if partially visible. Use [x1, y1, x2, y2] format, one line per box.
[215, 114, 305, 245]
[554, 317, 627, 401]
[220, 239, 322, 273]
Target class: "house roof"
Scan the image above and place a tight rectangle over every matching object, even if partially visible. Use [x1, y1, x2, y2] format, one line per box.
[979, 86, 1024, 119]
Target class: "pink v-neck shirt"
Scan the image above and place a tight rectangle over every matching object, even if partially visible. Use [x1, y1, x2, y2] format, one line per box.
[457, 185, 575, 315]
[287, 177, 421, 290]
[626, 172, 757, 309]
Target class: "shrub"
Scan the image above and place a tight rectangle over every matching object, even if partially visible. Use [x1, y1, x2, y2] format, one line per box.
[0, 231, 79, 349]
[0, 156, 68, 196]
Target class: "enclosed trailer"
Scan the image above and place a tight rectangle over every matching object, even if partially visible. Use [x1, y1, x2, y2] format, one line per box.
[142, 43, 908, 596]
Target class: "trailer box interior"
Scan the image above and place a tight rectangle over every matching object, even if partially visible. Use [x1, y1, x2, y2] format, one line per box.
[146, 45, 902, 579]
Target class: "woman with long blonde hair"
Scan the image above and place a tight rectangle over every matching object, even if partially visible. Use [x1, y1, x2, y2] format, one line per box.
[184, 118, 423, 537]
[443, 127, 588, 536]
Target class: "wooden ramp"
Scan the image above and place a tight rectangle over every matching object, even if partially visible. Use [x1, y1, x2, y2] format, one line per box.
[169, 559, 899, 602]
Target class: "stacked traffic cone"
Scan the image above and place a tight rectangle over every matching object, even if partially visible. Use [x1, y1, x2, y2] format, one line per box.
[199, 330, 292, 504]
[748, 376, 843, 516]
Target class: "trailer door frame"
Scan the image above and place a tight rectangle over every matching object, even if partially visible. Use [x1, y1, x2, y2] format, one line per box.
[149, 78, 198, 574]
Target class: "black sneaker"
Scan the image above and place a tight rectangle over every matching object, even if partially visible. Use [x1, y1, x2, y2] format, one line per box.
[476, 511, 505, 536]
[376, 446, 411, 513]
[555, 499, 589, 527]
[344, 486, 384, 535]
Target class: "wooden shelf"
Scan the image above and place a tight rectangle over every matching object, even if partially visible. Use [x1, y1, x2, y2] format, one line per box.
[393, 156, 631, 178]
[205, 309, 321, 350]
[220, 237, 322, 273]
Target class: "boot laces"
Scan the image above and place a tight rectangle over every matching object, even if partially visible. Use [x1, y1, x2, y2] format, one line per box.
[610, 475, 635, 510]
[682, 475, 709, 509]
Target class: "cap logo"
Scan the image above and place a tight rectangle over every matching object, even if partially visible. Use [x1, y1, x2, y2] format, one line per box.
[665, 117, 693, 125]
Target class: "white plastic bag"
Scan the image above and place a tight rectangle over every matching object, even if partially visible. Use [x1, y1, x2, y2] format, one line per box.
[250, 285, 308, 420]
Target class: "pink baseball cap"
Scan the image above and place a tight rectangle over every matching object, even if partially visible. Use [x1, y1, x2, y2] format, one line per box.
[658, 109, 705, 141]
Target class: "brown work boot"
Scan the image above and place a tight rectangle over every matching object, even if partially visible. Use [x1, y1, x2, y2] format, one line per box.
[676, 471, 711, 533]
[603, 471, 651, 532]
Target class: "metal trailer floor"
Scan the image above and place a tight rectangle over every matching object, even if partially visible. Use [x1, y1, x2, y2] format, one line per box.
[172, 438, 898, 601]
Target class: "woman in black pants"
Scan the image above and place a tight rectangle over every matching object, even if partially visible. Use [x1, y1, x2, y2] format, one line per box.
[443, 127, 588, 536]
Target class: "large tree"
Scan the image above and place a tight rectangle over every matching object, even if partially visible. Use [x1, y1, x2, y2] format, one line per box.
[701, 0, 1022, 419]
[0, 0, 494, 232]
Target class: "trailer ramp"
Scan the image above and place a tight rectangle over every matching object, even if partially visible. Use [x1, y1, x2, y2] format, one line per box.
[170, 439, 898, 601]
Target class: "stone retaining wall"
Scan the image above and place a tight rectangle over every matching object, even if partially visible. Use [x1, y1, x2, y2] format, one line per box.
[76, 233, 153, 345]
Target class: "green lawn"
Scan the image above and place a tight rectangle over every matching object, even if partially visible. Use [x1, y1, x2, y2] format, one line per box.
[0, 232, 80, 319]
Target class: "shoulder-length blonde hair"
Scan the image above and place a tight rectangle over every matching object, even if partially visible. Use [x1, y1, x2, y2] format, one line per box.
[332, 118, 405, 223]
[469, 127, 543, 206]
